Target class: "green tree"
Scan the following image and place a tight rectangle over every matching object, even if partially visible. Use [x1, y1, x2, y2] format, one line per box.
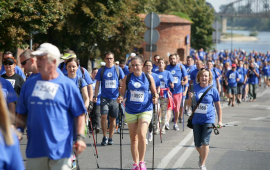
[0, 0, 74, 51]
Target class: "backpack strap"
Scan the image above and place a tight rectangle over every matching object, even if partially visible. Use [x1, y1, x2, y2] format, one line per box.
[100, 66, 105, 86]
[78, 77, 83, 94]
[115, 65, 120, 81]
[60, 62, 65, 71]
[80, 66, 85, 79]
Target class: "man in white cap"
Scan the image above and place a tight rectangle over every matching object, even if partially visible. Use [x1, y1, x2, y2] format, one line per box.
[16, 43, 87, 170]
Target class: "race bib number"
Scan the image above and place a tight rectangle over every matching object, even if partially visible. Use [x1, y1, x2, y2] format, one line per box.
[188, 75, 191, 80]
[229, 73, 235, 79]
[173, 77, 178, 83]
[32, 81, 59, 100]
[160, 81, 165, 88]
[195, 103, 208, 114]
[105, 80, 116, 88]
[130, 90, 144, 102]
[6, 79, 15, 88]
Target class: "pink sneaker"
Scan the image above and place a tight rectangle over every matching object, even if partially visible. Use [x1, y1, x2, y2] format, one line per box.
[131, 163, 140, 170]
[139, 161, 147, 170]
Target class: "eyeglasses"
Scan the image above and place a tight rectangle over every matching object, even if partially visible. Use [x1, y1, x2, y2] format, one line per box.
[200, 68, 209, 71]
[21, 58, 31, 65]
[131, 64, 141, 67]
[3, 62, 13, 65]
[105, 58, 114, 60]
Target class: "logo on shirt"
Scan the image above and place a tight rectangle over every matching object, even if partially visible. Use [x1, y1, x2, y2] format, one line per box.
[171, 70, 175, 74]
[134, 82, 141, 88]
[107, 72, 112, 77]
[159, 75, 163, 79]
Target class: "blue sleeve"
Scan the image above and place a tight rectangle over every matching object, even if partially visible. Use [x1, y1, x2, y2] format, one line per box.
[83, 68, 93, 85]
[95, 68, 102, 81]
[7, 82, 18, 104]
[119, 67, 125, 80]
[15, 66, 26, 79]
[225, 71, 229, 78]
[16, 83, 27, 114]
[213, 88, 220, 102]
[181, 65, 188, 77]
[81, 79, 88, 88]
[6, 133, 25, 170]
[168, 72, 174, 83]
[69, 83, 87, 116]
[190, 71, 195, 81]
[124, 66, 130, 75]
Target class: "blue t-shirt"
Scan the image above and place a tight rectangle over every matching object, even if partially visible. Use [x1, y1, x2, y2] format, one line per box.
[156, 70, 173, 98]
[0, 77, 17, 104]
[92, 79, 101, 105]
[16, 73, 87, 159]
[0, 131, 25, 170]
[58, 63, 92, 85]
[151, 72, 160, 88]
[121, 65, 130, 75]
[182, 82, 189, 99]
[67, 75, 87, 90]
[237, 66, 246, 83]
[152, 63, 159, 73]
[223, 59, 232, 65]
[125, 72, 153, 114]
[262, 65, 270, 76]
[192, 84, 220, 125]
[95, 65, 124, 100]
[166, 64, 188, 94]
[190, 69, 199, 86]
[0, 65, 26, 79]
[184, 64, 196, 82]
[198, 51, 205, 60]
[247, 68, 259, 84]
[211, 68, 219, 88]
[226, 70, 239, 87]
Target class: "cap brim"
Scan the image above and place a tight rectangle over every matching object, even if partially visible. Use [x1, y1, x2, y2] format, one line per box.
[31, 50, 47, 56]
[61, 53, 76, 60]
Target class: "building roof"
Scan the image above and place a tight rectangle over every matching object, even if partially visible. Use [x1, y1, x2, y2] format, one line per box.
[139, 14, 192, 24]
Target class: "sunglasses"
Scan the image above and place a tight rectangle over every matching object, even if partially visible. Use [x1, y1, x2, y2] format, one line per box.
[21, 58, 31, 66]
[200, 68, 209, 71]
[3, 62, 14, 65]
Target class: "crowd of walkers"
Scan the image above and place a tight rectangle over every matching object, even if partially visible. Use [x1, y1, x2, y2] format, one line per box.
[0, 43, 269, 170]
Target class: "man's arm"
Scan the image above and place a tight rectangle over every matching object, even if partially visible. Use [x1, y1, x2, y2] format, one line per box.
[94, 81, 100, 103]
[8, 102, 16, 124]
[74, 114, 86, 155]
[87, 84, 93, 101]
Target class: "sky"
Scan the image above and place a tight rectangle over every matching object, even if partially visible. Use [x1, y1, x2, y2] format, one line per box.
[206, 0, 235, 12]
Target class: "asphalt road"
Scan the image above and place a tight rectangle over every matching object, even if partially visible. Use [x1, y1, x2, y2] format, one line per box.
[19, 86, 270, 170]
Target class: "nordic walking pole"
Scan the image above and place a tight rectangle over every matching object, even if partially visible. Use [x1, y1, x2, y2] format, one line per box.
[182, 84, 185, 132]
[157, 100, 162, 143]
[88, 117, 99, 168]
[152, 103, 156, 170]
[119, 103, 123, 170]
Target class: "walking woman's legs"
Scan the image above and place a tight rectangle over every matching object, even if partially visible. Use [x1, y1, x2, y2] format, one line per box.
[128, 122, 139, 164]
[137, 118, 150, 162]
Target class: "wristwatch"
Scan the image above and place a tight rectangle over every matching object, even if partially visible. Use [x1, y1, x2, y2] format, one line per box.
[76, 134, 85, 141]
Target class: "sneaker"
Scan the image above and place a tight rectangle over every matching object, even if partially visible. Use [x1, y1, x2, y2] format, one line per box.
[173, 124, 179, 131]
[179, 118, 183, 123]
[228, 101, 231, 106]
[108, 138, 113, 145]
[148, 132, 153, 142]
[184, 109, 189, 116]
[198, 156, 201, 167]
[101, 136, 108, 146]
[165, 123, 170, 130]
[200, 165, 207, 170]
[154, 128, 160, 135]
[161, 129, 166, 134]
[131, 163, 140, 170]
[139, 161, 147, 170]
[117, 128, 121, 134]
[146, 139, 148, 145]
[236, 98, 240, 104]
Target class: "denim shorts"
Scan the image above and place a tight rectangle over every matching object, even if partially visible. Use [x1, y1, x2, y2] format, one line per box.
[100, 97, 119, 118]
[193, 123, 213, 147]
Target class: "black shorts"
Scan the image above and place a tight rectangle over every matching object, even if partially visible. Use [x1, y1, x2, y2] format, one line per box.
[237, 83, 244, 94]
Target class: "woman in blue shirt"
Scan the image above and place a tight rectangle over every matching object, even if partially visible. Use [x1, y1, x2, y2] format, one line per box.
[189, 68, 222, 170]
[262, 61, 270, 88]
[0, 85, 24, 170]
[117, 56, 157, 170]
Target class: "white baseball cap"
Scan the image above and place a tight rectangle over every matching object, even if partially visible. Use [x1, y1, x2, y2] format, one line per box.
[130, 53, 136, 57]
[31, 43, 60, 58]
[100, 62, 105, 66]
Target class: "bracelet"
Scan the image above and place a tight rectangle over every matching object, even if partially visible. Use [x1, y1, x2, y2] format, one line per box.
[76, 134, 85, 141]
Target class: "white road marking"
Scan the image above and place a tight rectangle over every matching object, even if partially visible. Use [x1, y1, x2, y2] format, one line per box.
[171, 142, 195, 170]
[225, 121, 240, 125]
[250, 117, 267, 120]
[156, 130, 193, 169]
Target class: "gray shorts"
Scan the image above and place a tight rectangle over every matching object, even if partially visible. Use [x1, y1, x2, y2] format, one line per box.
[100, 97, 119, 118]
[227, 86, 237, 95]
[237, 83, 244, 94]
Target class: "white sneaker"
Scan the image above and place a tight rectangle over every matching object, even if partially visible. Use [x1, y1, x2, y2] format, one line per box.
[200, 165, 207, 170]
[117, 128, 121, 134]
[173, 124, 179, 131]
[148, 132, 153, 142]
[146, 138, 148, 145]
